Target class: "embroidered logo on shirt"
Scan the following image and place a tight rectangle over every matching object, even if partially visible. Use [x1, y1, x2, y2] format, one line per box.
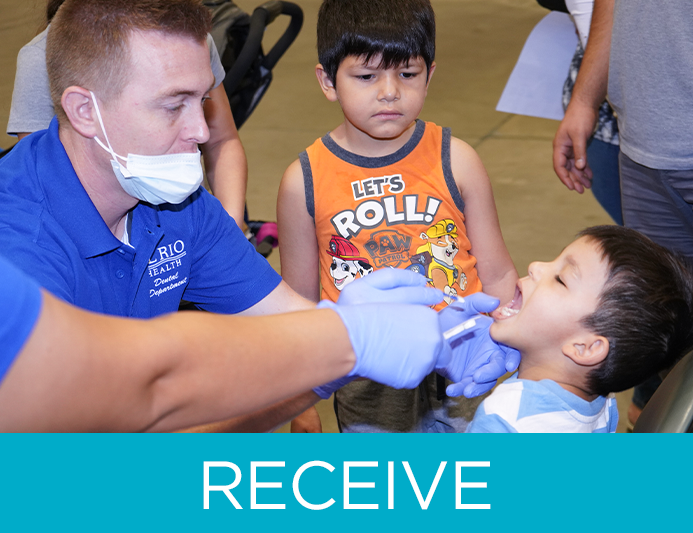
[148, 239, 189, 297]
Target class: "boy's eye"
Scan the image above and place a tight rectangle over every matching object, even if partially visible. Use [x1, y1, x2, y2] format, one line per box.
[401, 72, 417, 79]
[357, 74, 374, 80]
[555, 275, 566, 287]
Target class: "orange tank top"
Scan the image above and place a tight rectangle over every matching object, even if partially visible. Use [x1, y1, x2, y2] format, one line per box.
[301, 120, 482, 310]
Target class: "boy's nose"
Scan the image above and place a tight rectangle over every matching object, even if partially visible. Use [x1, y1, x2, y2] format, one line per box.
[527, 261, 545, 280]
[378, 75, 400, 102]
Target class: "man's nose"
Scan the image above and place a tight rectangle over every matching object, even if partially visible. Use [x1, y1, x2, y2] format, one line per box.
[187, 105, 210, 145]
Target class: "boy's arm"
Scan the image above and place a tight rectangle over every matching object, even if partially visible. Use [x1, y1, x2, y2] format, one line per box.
[277, 158, 321, 303]
[450, 137, 518, 303]
[277, 158, 323, 432]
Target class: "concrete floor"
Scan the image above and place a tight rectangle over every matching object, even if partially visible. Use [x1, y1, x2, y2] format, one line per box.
[0, 0, 632, 432]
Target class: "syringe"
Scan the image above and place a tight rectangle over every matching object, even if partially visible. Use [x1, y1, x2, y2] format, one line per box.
[443, 317, 477, 341]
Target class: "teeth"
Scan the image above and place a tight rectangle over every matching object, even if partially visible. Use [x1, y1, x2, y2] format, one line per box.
[500, 306, 519, 317]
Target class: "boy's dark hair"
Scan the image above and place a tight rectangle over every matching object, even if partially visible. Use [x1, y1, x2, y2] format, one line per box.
[47, 0, 66, 23]
[579, 226, 693, 396]
[317, 0, 435, 85]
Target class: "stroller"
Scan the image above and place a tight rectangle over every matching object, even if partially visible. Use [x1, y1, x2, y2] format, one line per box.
[205, 0, 304, 257]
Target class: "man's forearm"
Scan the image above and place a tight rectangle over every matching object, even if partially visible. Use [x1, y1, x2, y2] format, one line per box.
[178, 391, 321, 433]
[0, 294, 353, 432]
[570, 0, 615, 110]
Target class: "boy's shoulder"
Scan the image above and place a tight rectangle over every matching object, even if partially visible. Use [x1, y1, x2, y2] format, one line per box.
[472, 375, 617, 433]
[302, 120, 467, 163]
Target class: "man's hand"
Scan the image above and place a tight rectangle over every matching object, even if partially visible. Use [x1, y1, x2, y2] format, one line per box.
[337, 268, 444, 307]
[552, 101, 599, 193]
[437, 293, 520, 398]
[319, 300, 448, 390]
[311, 270, 444, 398]
[443, 320, 521, 398]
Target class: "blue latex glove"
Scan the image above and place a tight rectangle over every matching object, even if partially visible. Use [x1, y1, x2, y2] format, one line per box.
[313, 375, 355, 400]
[436, 293, 521, 398]
[336, 268, 444, 307]
[317, 300, 450, 390]
[312, 269, 444, 398]
[443, 329, 521, 397]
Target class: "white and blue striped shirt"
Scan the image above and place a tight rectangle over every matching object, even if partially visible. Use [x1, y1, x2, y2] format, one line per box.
[466, 373, 618, 433]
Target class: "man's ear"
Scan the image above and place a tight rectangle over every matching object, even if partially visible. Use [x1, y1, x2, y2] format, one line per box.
[425, 61, 436, 93]
[61, 86, 100, 138]
[315, 64, 338, 102]
[562, 333, 609, 367]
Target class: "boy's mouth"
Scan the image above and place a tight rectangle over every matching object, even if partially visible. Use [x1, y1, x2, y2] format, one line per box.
[373, 111, 403, 120]
[492, 283, 523, 321]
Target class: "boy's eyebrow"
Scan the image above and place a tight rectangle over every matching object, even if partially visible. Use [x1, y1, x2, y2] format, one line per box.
[565, 255, 581, 278]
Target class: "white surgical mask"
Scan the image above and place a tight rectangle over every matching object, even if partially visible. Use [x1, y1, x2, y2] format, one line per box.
[90, 91, 203, 205]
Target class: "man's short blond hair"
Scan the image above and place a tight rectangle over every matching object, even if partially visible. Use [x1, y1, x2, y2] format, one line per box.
[47, 0, 212, 121]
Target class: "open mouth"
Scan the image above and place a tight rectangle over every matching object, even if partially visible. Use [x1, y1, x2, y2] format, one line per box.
[334, 277, 346, 287]
[492, 283, 523, 320]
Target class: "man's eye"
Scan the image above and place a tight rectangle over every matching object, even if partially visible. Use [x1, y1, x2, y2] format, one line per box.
[166, 105, 183, 113]
[555, 275, 566, 287]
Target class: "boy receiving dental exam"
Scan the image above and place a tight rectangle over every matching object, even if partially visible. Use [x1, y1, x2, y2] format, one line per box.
[466, 226, 693, 433]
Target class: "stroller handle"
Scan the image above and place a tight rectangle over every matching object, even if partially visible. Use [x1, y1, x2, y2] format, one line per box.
[223, 1, 304, 95]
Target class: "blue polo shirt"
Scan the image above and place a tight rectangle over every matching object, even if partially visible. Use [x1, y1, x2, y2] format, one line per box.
[0, 255, 43, 383]
[0, 118, 281, 317]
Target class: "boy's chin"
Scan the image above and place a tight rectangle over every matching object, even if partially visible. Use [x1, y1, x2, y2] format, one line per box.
[489, 321, 513, 347]
[488, 321, 501, 340]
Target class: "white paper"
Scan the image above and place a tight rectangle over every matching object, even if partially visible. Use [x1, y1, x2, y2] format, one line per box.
[496, 12, 578, 121]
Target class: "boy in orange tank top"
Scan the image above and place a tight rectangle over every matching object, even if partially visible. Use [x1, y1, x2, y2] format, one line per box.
[278, 0, 518, 433]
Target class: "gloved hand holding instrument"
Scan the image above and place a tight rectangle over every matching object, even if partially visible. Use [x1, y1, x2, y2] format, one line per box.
[313, 271, 519, 400]
[437, 293, 521, 398]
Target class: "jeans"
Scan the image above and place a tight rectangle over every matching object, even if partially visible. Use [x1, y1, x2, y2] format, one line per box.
[587, 139, 622, 225]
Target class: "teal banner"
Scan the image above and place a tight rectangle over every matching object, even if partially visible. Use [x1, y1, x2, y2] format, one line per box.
[0, 434, 688, 530]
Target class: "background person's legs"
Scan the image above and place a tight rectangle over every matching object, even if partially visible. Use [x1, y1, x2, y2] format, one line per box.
[620, 151, 693, 426]
[587, 139, 622, 225]
[620, 152, 693, 260]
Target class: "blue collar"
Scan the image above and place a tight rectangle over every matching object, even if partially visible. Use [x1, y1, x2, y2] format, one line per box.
[35, 118, 161, 259]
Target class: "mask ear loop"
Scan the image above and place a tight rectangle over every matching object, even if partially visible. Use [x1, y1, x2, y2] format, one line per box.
[89, 91, 127, 164]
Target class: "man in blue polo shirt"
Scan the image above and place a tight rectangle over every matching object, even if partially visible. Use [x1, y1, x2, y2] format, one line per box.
[0, 0, 318, 431]
[0, 0, 290, 319]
